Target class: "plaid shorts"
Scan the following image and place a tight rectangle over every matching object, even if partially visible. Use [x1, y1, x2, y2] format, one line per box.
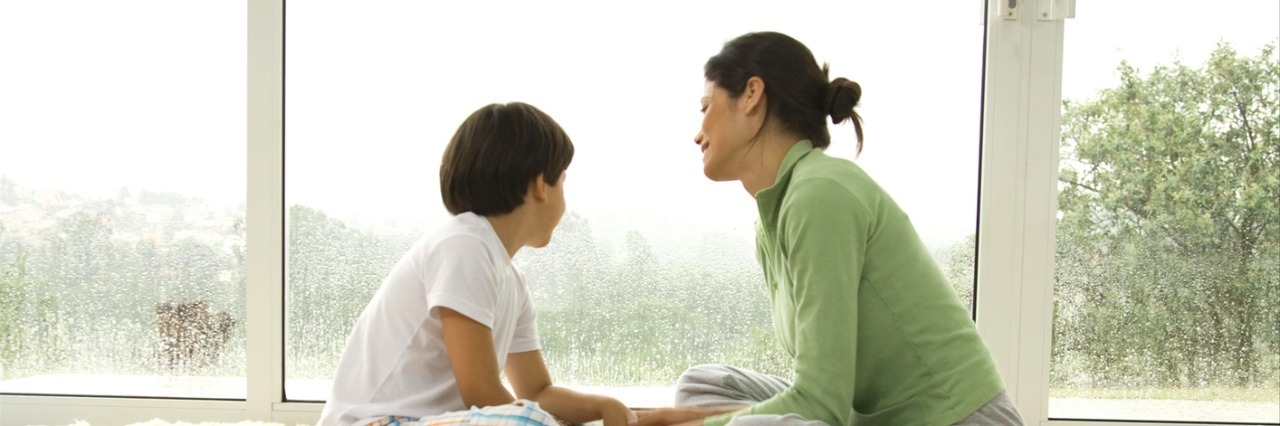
[364, 400, 562, 426]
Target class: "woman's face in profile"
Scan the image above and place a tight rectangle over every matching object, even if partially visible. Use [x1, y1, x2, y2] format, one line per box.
[695, 81, 749, 182]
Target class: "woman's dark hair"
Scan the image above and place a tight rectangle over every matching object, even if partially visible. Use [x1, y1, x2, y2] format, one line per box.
[704, 31, 863, 153]
[440, 102, 574, 216]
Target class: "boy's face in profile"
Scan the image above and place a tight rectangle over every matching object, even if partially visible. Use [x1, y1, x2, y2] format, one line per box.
[532, 172, 567, 248]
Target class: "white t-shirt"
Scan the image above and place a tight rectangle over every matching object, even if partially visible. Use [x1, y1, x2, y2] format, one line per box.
[318, 212, 541, 426]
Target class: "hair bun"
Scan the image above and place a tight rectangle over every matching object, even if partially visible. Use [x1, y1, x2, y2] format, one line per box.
[825, 78, 861, 124]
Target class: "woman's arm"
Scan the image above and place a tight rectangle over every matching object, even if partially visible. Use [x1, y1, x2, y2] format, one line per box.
[708, 179, 868, 426]
[440, 307, 517, 408]
[505, 350, 636, 426]
[635, 406, 747, 426]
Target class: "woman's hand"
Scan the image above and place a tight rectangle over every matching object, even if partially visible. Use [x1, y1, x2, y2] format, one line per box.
[599, 398, 638, 426]
[634, 407, 709, 426]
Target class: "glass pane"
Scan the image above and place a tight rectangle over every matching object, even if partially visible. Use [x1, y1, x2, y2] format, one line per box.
[285, 1, 982, 402]
[1053, 0, 1280, 422]
[0, 1, 247, 398]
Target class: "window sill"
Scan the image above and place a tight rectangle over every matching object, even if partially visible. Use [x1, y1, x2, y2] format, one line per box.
[2, 375, 1275, 424]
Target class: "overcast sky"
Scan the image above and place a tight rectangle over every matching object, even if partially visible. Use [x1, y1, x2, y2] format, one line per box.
[1, 0, 1276, 253]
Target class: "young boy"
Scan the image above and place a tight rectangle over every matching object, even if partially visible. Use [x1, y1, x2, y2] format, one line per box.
[319, 102, 634, 426]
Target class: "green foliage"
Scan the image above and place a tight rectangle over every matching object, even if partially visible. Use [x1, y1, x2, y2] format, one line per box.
[1052, 386, 1278, 402]
[0, 251, 33, 376]
[0, 175, 17, 206]
[285, 205, 416, 378]
[0, 188, 245, 378]
[1056, 42, 1280, 388]
[0, 245, 69, 378]
[516, 214, 783, 385]
[280, 207, 790, 385]
[937, 235, 976, 314]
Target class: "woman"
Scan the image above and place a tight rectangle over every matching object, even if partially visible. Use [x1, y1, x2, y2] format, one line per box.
[637, 32, 1024, 426]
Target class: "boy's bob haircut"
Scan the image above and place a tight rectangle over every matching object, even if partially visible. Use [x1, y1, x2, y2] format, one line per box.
[440, 102, 574, 216]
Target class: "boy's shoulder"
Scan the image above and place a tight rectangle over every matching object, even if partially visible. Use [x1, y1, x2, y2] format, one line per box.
[415, 213, 506, 266]
[423, 212, 489, 241]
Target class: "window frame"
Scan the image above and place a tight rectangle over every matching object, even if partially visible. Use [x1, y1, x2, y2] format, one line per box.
[974, 0, 1062, 423]
[1, 1, 1268, 425]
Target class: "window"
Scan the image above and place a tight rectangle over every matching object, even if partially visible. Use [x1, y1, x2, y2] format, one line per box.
[0, 1, 247, 398]
[1051, 1, 1280, 422]
[284, 1, 985, 402]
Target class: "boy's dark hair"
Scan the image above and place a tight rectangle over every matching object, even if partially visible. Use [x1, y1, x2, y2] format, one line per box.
[705, 31, 864, 153]
[440, 102, 574, 216]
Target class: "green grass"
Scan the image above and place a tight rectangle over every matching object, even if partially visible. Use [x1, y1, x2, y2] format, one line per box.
[1051, 387, 1280, 402]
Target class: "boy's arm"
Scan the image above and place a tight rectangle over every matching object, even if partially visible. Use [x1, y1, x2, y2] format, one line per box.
[440, 307, 517, 408]
[505, 350, 635, 426]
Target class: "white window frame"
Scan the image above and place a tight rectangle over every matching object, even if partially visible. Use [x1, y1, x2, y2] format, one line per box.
[0, 1, 1268, 425]
[976, 0, 1060, 423]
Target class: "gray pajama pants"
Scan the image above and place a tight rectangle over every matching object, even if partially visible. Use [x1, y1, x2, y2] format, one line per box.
[675, 364, 1025, 426]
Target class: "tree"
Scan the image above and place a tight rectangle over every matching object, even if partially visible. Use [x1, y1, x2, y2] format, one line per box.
[937, 235, 976, 314]
[0, 246, 68, 378]
[285, 205, 411, 377]
[1057, 42, 1279, 387]
[0, 175, 17, 206]
[518, 215, 784, 385]
[0, 251, 33, 375]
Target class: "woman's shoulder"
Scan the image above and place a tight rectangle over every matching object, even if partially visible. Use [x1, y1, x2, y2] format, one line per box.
[788, 151, 885, 201]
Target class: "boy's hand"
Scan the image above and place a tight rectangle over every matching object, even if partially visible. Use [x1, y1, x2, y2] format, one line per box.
[599, 398, 638, 426]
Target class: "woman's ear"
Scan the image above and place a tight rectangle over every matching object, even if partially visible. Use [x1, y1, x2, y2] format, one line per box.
[528, 174, 549, 203]
[743, 76, 767, 116]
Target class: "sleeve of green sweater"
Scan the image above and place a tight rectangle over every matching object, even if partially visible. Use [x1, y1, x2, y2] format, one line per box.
[707, 179, 869, 426]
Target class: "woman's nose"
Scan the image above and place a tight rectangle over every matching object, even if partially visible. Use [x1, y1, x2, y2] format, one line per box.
[694, 132, 704, 145]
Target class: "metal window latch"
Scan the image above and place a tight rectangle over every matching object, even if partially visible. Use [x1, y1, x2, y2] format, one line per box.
[1000, 0, 1018, 20]
[997, 0, 1075, 21]
[1038, 0, 1076, 20]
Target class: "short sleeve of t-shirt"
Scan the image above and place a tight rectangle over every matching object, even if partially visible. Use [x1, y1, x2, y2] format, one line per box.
[509, 274, 540, 353]
[424, 235, 499, 329]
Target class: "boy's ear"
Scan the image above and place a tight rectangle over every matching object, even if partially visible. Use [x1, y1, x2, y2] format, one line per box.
[528, 174, 549, 203]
